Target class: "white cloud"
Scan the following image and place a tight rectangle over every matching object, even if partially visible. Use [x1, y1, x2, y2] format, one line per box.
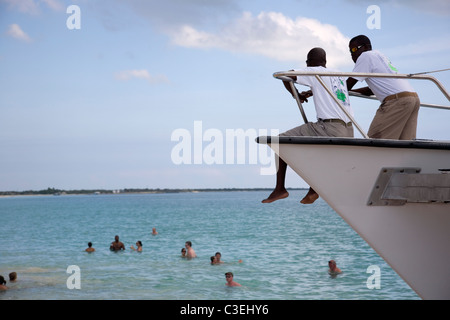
[168, 11, 352, 68]
[114, 69, 169, 84]
[6, 24, 32, 42]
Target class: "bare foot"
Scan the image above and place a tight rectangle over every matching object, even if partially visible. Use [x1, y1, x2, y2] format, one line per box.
[262, 190, 289, 203]
[300, 191, 319, 204]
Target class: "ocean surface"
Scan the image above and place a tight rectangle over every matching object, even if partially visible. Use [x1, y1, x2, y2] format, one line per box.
[0, 190, 419, 300]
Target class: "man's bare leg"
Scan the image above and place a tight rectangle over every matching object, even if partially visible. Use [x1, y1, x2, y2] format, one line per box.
[262, 156, 289, 203]
[300, 187, 319, 204]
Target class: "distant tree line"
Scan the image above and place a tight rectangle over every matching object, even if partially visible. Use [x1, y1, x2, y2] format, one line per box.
[0, 187, 306, 196]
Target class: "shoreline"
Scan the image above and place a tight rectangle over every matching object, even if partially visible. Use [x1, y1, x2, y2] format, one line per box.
[0, 187, 307, 198]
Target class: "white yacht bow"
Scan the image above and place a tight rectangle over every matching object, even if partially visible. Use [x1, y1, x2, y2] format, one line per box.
[258, 70, 450, 300]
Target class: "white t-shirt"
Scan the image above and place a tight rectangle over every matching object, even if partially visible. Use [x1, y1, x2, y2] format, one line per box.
[352, 50, 415, 102]
[295, 66, 353, 122]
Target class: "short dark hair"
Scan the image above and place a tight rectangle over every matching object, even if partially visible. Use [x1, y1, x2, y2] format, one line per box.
[350, 35, 371, 47]
[306, 47, 326, 66]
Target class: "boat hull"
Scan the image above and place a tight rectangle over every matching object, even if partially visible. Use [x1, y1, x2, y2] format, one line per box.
[260, 136, 450, 300]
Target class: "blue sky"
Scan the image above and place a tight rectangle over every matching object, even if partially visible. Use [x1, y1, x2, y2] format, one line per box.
[1, 0, 449, 191]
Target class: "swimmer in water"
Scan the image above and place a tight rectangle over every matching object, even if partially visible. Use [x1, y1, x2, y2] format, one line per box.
[215, 252, 225, 264]
[214, 252, 243, 264]
[110, 235, 125, 251]
[9, 272, 17, 283]
[85, 242, 95, 252]
[0, 276, 8, 290]
[130, 241, 143, 252]
[328, 260, 342, 276]
[225, 272, 241, 287]
[185, 241, 197, 259]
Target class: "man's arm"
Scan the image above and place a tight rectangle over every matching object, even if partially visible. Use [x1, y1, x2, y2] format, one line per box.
[346, 77, 374, 96]
[282, 75, 298, 97]
[283, 76, 312, 103]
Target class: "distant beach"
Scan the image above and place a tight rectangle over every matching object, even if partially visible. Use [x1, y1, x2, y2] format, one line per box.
[0, 187, 308, 197]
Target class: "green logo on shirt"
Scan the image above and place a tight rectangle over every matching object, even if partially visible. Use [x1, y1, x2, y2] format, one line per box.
[388, 62, 398, 72]
[336, 89, 347, 103]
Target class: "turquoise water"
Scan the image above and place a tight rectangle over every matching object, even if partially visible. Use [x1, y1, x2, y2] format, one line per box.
[0, 190, 419, 300]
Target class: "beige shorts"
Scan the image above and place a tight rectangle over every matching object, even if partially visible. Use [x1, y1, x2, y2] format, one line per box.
[280, 120, 354, 138]
[368, 93, 420, 140]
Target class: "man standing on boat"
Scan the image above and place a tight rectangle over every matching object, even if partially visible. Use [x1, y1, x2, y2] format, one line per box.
[262, 47, 354, 205]
[346, 35, 420, 140]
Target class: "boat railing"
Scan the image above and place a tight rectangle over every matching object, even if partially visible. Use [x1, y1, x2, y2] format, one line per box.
[273, 70, 450, 139]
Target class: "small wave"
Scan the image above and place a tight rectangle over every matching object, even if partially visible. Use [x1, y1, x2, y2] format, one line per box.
[20, 267, 50, 273]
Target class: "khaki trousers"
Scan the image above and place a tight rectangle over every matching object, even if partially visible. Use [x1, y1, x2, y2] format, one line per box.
[280, 120, 354, 138]
[368, 93, 420, 140]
